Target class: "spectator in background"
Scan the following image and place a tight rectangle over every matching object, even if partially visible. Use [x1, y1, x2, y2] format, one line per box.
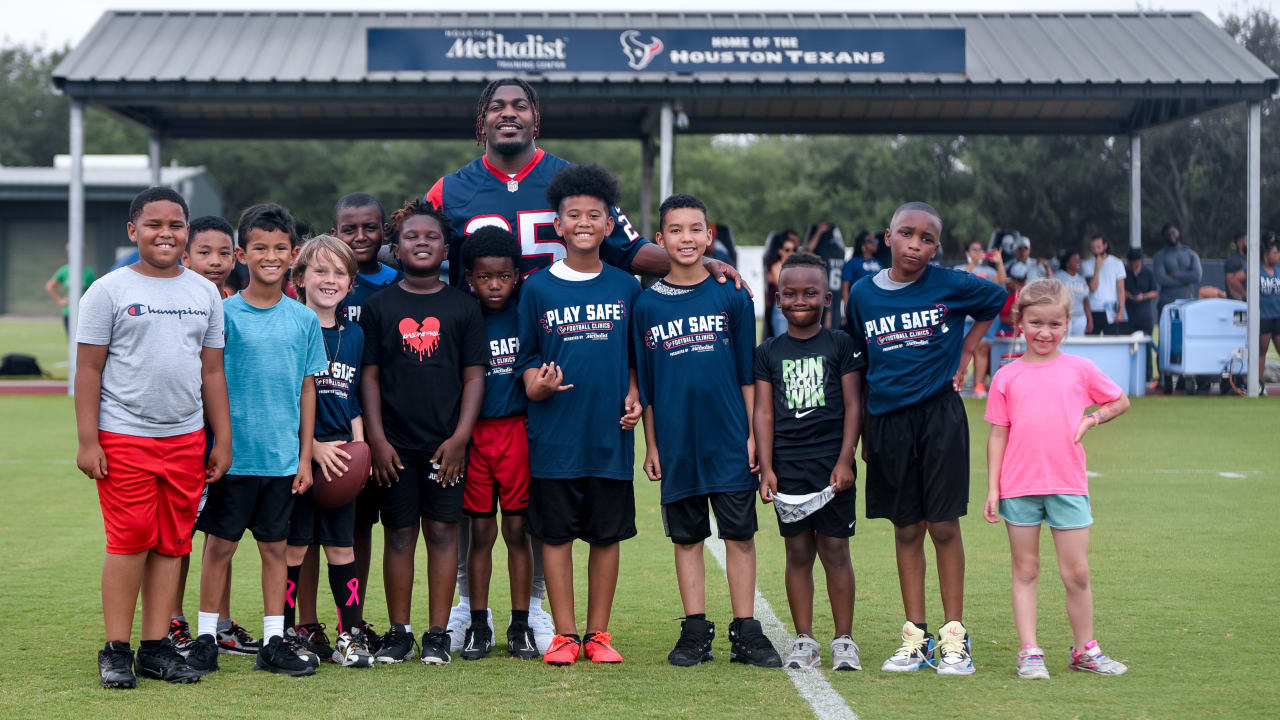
[765, 233, 800, 337]
[45, 247, 98, 336]
[1124, 248, 1159, 387]
[1225, 231, 1248, 301]
[956, 240, 1007, 398]
[805, 222, 848, 329]
[1054, 249, 1093, 336]
[872, 229, 891, 267]
[1259, 238, 1280, 394]
[841, 230, 881, 322]
[1007, 237, 1050, 283]
[1153, 223, 1202, 314]
[1082, 234, 1126, 335]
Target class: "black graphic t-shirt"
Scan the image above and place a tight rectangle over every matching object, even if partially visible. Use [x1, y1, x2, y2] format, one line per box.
[754, 328, 865, 471]
[360, 283, 488, 451]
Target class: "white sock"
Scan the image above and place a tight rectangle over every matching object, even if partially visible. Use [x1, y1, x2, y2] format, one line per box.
[529, 596, 543, 611]
[403, 624, 412, 634]
[457, 596, 470, 608]
[263, 615, 284, 642]
[198, 612, 220, 639]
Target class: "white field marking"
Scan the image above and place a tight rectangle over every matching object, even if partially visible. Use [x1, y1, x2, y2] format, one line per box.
[971, 467, 1264, 476]
[706, 520, 858, 720]
[0, 459, 74, 464]
[1086, 471, 1102, 478]
[1218, 472, 1247, 478]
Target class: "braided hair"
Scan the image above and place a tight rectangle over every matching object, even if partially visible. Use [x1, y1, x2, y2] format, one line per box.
[389, 198, 455, 246]
[474, 78, 541, 147]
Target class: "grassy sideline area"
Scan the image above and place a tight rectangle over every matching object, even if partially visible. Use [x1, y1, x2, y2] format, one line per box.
[0, 390, 1275, 718]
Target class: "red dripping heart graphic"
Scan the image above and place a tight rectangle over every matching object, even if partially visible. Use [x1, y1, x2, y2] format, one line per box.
[399, 316, 441, 360]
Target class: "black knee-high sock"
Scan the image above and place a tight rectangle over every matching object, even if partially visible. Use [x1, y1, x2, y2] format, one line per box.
[328, 561, 362, 634]
[284, 563, 302, 631]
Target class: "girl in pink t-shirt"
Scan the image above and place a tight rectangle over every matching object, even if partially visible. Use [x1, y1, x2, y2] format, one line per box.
[983, 278, 1130, 680]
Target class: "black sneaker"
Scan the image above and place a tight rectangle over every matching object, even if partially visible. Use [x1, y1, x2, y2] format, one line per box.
[358, 621, 384, 655]
[98, 641, 137, 689]
[185, 634, 220, 675]
[254, 635, 317, 676]
[506, 623, 539, 660]
[295, 623, 335, 664]
[668, 617, 715, 667]
[460, 625, 493, 661]
[373, 626, 416, 664]
[420, 628, 452, 665]
[167, 618, 196, 657]
[135, 641, 201, 684]
[729, 618, 783, 668]
[282, 628, 321, 669]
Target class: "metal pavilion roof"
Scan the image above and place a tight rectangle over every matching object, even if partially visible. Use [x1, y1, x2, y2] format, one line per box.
[53, 10, 1279, 139]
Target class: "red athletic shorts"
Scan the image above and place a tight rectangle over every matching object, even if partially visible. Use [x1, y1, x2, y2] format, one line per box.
[463, 416, 530, 517]
[96, 429, 206, 556]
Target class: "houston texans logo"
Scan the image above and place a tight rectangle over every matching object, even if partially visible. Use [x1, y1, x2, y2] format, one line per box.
[399, 317, 441, 360]
[645, 328, 658, 350]
[620, 30, 663, 71]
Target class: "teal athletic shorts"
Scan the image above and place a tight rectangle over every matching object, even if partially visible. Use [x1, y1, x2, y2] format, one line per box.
[998, 494, 1092, 530]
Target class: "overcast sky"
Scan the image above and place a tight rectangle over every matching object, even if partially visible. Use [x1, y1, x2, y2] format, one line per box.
[4, 0, 1271, 48]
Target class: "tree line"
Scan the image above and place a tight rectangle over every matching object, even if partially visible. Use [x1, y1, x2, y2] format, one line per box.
[2, 9, 1277, 261]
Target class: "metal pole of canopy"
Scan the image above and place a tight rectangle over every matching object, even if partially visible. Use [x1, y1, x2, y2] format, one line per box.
[1130, 133, 1141, 250]
[640, 136, 655, 241]
[149, 134, 163, 187]
[67, 100, 86, 396]
[1246, 101, 1262, 397]
[659, 102, 674, 200]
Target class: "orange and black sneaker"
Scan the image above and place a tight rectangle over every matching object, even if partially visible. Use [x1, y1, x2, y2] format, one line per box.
[583, 631, 623, 663]
[543, 634, 581, 666]
[168, 618, 196, 658]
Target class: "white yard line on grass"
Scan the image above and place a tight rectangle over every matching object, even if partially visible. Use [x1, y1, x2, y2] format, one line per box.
[706, 521, 858, 720]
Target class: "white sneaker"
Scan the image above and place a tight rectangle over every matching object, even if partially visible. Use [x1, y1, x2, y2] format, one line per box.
[784, 634, 821, 669]
[880, 621, 935, 672]
[831, 635, 862, 671]
[1017, 647, 1050, 679]
[527, 602, 555, 654]
[935, 620, 976, 675]
[446, 600, 471, 653]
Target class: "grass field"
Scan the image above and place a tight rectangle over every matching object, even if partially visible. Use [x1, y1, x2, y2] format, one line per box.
[0, 319, 71, 380]
[1, 388, 1276, 719]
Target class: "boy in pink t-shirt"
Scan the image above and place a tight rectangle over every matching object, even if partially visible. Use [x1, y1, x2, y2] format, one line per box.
[983, 278, 1131, 680]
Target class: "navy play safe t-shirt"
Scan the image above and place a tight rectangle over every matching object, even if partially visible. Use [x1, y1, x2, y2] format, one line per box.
[847, 265, 1006, 415]
[313, 321, 364, 442]
[480, 303, 527, 419]
[516, 264, 641, 482]
[633, 278, 756, 503]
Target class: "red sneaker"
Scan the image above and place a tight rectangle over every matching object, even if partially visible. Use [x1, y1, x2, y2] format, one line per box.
[543, 634, 581, 666]
[583, 631, 623, 663]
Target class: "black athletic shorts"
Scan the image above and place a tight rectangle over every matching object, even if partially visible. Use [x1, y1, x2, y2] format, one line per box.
[773, 455, 856, 538]
[1260, 316, 1280, 336]
[288, 490, 357, 548]
[379, 448, 465, 529]
[196, 474, 295, 543]
[865, 389, 969, 527]
[353, 481, 381, 532]
[662, 489, 758, 545]
[527, 476, 636, 546]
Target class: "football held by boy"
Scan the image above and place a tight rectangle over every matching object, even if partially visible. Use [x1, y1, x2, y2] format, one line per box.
[516, 164, 643, 666]
[634, 194, 781, 669]
[846, 202, 1007, 676]
[754, 252, 865, 671]
[359, 201, 488, 666]
[77, 187, 229, 688]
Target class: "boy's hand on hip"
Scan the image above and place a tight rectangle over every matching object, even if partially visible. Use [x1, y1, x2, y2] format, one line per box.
[77, 442, 108, 480]
[293, 464, 313, 495]
[953, 350, 973, 392]
[432, 437, 466, 486]
[206, 443, 231, 483]
[830, 463, 854, 492]
[759, 471, 777, 503]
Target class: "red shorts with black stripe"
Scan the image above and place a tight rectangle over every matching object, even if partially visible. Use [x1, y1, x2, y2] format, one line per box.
[96, 429, 206, 556]
[463, 416, 530, 517]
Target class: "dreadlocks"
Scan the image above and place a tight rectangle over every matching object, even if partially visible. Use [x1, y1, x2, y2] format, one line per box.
[389, 198, 455, 246]
[474, 78, 541, 147]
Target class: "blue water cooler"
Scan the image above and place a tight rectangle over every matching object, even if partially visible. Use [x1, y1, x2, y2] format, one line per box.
[1157, 299, 1249, 394]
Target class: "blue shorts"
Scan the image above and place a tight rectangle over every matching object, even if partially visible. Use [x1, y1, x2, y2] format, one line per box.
[999, 494, 1092, 530]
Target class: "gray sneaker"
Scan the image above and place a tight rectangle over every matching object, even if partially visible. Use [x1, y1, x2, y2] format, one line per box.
[831, 635, 862, 671]
[1069, 644, 1127, 675]
[1017, 647, 1050, 679]
[784, 634, 820, 669]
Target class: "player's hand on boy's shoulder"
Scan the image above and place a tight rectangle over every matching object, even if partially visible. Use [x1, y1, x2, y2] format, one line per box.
[292, 462, 313, 495]
[432, 436, 466, 487]
[706, 259, 752, 296]
[312, 439, 351, 483]
[643, 446, 661, 481]
[759, 470, 777, 503]
[370, 438, 402, 487]
[830, 463, 855, 492]
[983, 492, 1000, 524]
[206, 442, 231, 483]
[77, 442, 108, 480]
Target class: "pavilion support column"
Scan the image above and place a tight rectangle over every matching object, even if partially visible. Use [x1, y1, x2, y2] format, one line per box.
[67, 100, 86, 396]
[1129, 133, 1141, 250]
[149, 134, 163, 186]
[1246, 102, 1262, 396]
[641, 135, 655, 240]
[659, 102, 674, 200]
